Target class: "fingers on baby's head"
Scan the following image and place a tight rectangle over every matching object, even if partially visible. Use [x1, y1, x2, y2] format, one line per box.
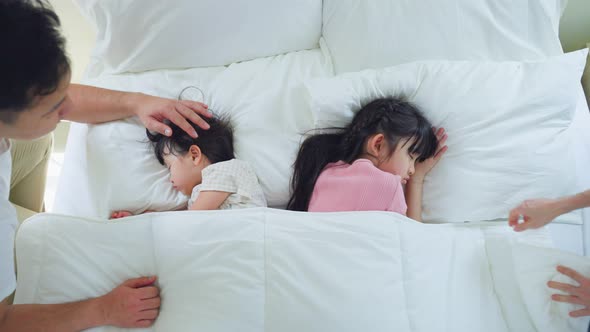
[146, 116, 235, 166]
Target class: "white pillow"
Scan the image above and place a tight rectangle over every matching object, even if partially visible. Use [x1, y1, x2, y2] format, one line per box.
[85, 118, 189, 218]
[322, 0, 567, 74]
[75, 0, 322, 77]
[305, 50, 588, 223]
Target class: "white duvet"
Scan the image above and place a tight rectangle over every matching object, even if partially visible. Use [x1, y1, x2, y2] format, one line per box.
[15, 209, 590, 331]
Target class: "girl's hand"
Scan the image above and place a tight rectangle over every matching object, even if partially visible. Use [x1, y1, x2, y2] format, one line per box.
[548, 266, 590, 317]
[413, 127, 448, 181]
[111, 211, 133, 219]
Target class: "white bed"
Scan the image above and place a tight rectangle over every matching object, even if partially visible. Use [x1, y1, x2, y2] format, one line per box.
[15, 0, 590, 330]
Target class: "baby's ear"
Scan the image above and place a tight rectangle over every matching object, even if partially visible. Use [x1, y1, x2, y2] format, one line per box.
[189, 145, 202, 163]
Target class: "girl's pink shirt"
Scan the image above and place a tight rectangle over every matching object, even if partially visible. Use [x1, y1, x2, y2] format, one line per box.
[308, 159, 407, 215]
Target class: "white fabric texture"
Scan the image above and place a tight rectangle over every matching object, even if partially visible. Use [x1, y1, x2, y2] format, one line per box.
[486, 240, 590, 332]
[188, 159, 267, 210]
[14, 210, 589, 331]
[85, 117, 191, 216]
[0, 138, 17, 301]
[75, 0, 322, 77]
[305, 50, 588, 223]
[54, 48, 333, 218]
[322, 0, 567, 73]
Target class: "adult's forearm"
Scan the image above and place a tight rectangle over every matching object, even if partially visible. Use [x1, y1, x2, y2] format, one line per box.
[558, 189, 590, 215]
[64, 84, 139, 124]
[0, 298, 106, 332]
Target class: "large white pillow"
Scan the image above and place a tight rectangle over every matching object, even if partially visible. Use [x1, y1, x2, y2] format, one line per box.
[305, 50, 588, 223]
[322, 0, 567, 74]
[86, 118, 190, 217]
[75, 0, 322, 77]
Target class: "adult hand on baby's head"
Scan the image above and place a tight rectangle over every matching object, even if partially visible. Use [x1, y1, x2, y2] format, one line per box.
[548, 266, 590, 318]
[98, 276, 161, 328]
[413, 127, 448, 180]
[132, 93, 213, 138]
[508, 198, 560, 231]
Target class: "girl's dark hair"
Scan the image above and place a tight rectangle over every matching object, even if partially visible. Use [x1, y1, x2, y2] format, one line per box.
[0, 0, 70, 124]
[147, 116, 234, 165]
[286, 97, 438, 211]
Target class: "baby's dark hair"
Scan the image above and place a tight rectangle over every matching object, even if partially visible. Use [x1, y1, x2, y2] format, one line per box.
[147, 116, 234, 165]
[287, 97, 438, 211]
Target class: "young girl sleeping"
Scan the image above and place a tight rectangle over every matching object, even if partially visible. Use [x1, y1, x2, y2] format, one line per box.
[111, 116, 267, 218]
[287, 97, 447, 221]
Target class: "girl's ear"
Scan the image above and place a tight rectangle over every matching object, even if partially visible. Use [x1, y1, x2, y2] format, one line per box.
[366, 134, 385, 157]
[189, 145, 202, 165]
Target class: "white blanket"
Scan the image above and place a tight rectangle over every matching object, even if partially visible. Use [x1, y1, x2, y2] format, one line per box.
[15, 209, 590, 331]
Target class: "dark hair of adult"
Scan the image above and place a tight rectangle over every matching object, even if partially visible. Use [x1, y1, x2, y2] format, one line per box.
[0, 0, 70, 124]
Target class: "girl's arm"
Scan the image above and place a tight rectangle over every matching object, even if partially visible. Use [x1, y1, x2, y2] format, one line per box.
[405, 178, 425, 222]
[407, 128, 448, 222]
[189, 191, 231, 210]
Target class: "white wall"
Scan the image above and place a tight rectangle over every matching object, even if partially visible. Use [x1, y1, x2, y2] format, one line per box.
[48, 0, 95, 151]
[48, 0, 95, 84]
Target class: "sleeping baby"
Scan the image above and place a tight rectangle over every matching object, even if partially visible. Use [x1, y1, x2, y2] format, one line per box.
[111, 116, 267, 218]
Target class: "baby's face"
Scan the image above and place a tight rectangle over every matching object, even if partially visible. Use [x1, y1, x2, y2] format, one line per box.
[163, 152, 202, 196]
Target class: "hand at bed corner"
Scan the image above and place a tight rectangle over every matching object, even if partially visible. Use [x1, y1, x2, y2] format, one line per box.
[548, 266, 590, 318]
[413, 127, 448, 179]
[97, 276, 161, 328]
[132, 93, 213, 138]
[110, 211, 133, 219]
